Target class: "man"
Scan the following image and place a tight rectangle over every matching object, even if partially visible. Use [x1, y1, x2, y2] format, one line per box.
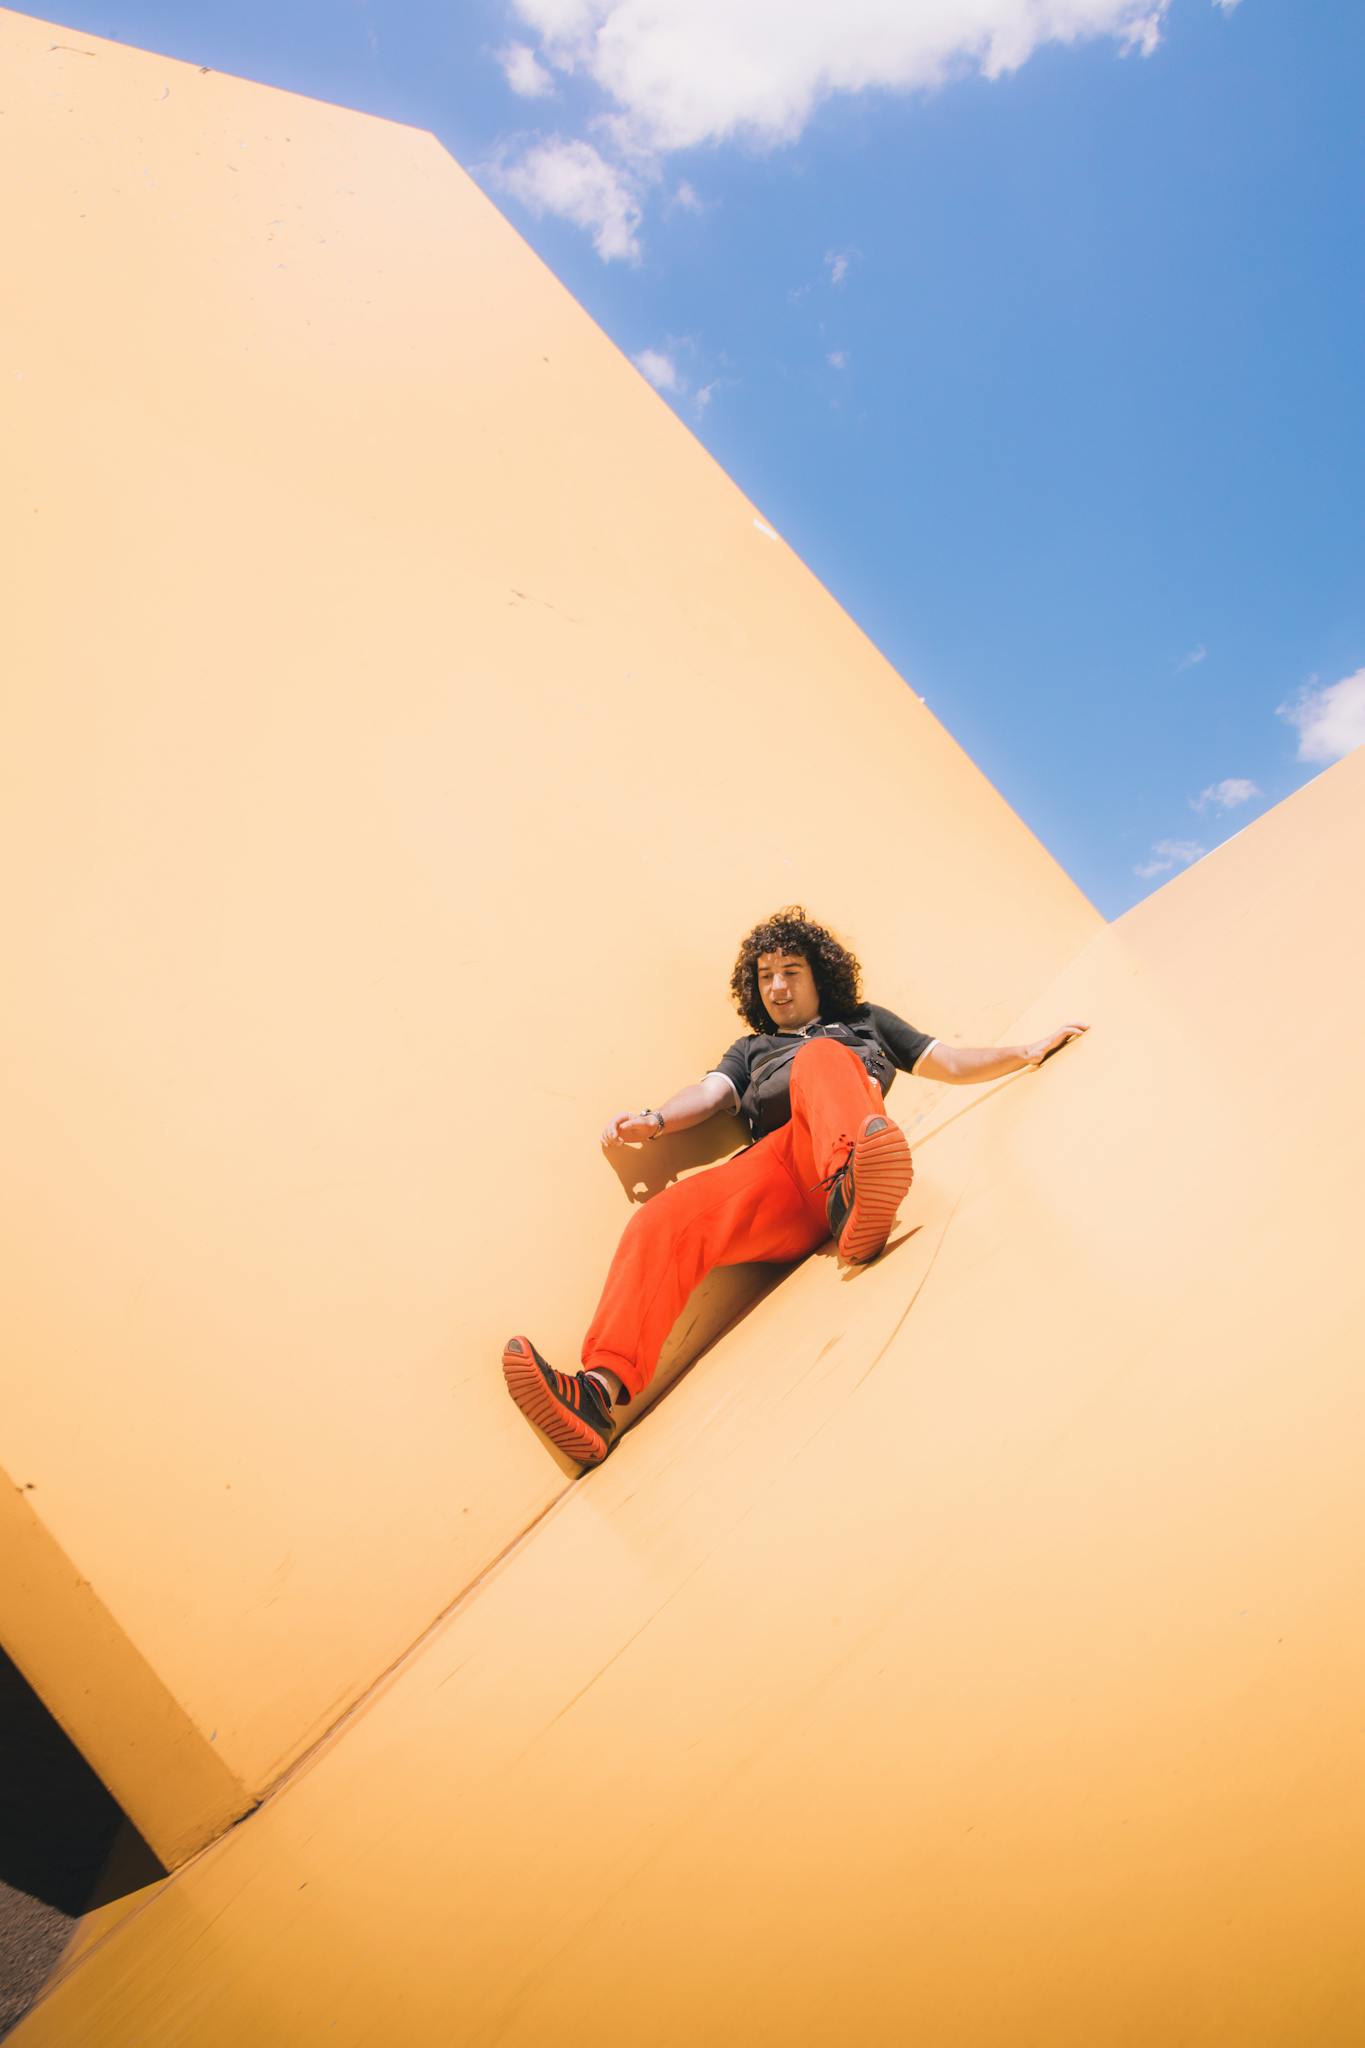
[503, 907, 1086, 1468]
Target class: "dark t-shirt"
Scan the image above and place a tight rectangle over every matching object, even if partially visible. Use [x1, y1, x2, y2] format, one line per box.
[710, 1004, 937, 1140]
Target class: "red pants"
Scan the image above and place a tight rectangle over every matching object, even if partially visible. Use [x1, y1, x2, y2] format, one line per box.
[582, 1038, 890, 1401]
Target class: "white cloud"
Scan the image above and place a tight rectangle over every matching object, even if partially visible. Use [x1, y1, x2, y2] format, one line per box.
[632, 336, 731, 414]
[827, 349, 848, 369]
[672, 179, 703, 212]
[1277, 668, 1365, 764]
[1191, 776, 1259, 813]
[1176, 643, 1207, 672]
[826, 247, 853, 286]
[634, 346, 685, 393]
[498, 40, 556, 96]
[509, 0, 1172, 156]
[1212, 0, 1242, 13]
[487, 136, 642, 260]
[1133, 836, 1205, 880]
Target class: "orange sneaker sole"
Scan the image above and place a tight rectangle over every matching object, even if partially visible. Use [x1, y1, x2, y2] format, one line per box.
[501, 1337, 612, 1465]
[836, 1117, 914, 1263]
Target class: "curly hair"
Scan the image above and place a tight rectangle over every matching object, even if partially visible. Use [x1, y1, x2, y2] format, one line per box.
[729, 907, 864, 1034]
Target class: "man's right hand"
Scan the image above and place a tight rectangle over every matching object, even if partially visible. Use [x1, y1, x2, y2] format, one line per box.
[601, 1111, 660, 1148]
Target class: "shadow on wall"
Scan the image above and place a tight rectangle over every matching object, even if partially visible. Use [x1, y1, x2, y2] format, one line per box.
[601, 1115, 747, 1206]
[0, 1650, 164, 2041]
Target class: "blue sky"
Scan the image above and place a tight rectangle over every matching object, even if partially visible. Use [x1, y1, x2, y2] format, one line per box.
[41, 0, 1365, 915]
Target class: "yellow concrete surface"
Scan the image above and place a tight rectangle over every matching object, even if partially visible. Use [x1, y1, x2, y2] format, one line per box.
[0, 9, 1097, 1864]
[18, 750, 1365, 2043]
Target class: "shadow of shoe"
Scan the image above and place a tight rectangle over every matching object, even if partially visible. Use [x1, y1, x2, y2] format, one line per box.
[837, 1222, 923, 1279]
[504, 1398, 596, 1478]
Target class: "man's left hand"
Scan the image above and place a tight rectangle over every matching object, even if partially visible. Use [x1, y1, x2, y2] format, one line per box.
[1022, 1022, 1089, 1067]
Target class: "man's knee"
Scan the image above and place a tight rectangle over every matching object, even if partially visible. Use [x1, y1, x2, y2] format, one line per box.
[791, 1036, 882, 1111]
[793, 1037, 863, 1076]
[793, 1036, 841, 1062]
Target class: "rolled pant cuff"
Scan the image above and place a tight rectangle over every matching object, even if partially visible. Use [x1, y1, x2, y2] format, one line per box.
[583, 1349, 642, 1406]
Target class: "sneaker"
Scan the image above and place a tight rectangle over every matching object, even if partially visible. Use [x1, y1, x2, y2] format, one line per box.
[822, 1114, 913, 1263]
[501, 1336, 617, 1466]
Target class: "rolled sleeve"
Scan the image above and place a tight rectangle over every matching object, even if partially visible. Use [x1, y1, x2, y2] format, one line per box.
[711, 1041, 752, 1111]
[866, 1004, 938, 1075]
[705, 1069, 742, 1113]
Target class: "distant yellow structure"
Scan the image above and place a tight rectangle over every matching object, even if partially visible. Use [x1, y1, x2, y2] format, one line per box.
[3, 10, 1362, 2044]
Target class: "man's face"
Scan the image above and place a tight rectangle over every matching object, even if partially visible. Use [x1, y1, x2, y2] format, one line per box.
[756, 950, 820, 1030]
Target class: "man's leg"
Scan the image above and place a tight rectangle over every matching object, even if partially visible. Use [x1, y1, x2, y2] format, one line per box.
[785, 1038, 914, 1263]
[784, 1037, 885, 1182]
[579, 1135, 825, 1406]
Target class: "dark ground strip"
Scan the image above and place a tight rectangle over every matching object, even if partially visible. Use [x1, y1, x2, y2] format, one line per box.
[0, 1650, 148, 2040]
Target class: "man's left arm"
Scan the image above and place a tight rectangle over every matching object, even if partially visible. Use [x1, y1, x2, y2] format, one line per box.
[914, 1023, 1088, 1085]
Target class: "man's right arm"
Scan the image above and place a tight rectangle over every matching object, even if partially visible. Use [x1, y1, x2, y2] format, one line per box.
[601, 1071, 735, 1148]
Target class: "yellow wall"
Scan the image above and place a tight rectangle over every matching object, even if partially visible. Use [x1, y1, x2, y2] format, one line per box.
[0, 10, 1097, 1864]
[16, 750, 1365, 2047]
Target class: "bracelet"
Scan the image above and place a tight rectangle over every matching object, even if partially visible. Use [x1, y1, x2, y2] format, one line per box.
[639, 1108, 666, 1137]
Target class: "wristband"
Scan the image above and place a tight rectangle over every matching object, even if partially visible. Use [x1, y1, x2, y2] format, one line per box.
[640, 1109, 666, 1137]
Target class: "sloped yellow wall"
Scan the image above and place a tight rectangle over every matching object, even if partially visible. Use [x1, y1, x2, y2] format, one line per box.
[16, 752, 1364, 2047]
[0, 10, 1097, 1863]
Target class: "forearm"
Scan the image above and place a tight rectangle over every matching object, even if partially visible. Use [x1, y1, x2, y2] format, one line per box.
[602, 1072, 732, 1149]
[926, 1044, 1032, 1085]
[654, 1079, 728, 1131]
[919, 1024, 1087, 1085]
